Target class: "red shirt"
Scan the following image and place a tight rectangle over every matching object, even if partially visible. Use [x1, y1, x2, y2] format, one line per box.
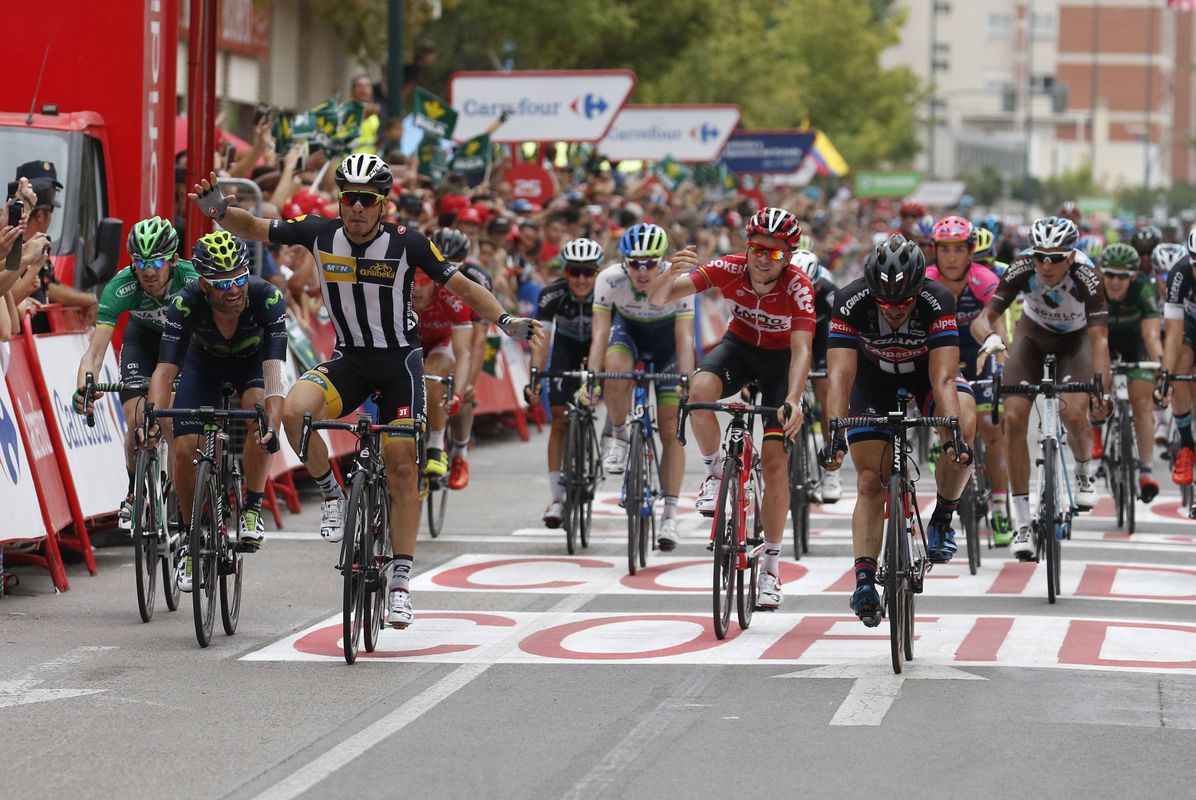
[417, 286, 471, 350]
[689, 254, 817, 349]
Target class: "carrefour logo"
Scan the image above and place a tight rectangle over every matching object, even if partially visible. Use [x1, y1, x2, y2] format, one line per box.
[0, 394, 20, 484]
[571, 93, 609, 119]
[691, 123, 720, 143]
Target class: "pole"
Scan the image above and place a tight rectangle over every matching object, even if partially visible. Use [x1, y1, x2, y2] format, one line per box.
[185, 0, 218, 243]
[1089, 0, 1099, 171]
[1025, 0, 1035, 180]
[928, 3, 938, 179]
[387, 0, 404, 120]
[1144, 0, 1155, 190]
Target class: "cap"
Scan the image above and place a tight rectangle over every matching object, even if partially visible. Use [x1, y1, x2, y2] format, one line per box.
[399, 191, 422, 213]
[30, 178, 60, 208]
[16, 160, 62, 189]
[510, 198, 535, 213]
[283, 190, 327, 220]
[457, 207, 483, 225]
[439, 193, 469, 217]
[488, 215, 512, 234]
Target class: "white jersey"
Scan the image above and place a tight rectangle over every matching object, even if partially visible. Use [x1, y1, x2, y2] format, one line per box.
[592, 261, 695, 323]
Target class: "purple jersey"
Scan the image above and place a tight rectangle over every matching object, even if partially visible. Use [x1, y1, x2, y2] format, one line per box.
[926, 263, 999, 360]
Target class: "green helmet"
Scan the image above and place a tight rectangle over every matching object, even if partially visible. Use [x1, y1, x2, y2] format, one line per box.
[192, 230, 248, 275]
[126, 216, 179, 260]
[1099, 242, 1138, 273]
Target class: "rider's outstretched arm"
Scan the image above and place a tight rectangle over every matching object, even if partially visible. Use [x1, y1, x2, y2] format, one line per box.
[188, 171, 272, 242]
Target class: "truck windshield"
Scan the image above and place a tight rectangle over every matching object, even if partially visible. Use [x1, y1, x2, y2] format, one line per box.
[0, 127, 68, 245]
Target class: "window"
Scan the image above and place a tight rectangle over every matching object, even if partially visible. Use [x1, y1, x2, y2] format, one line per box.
[1031, 11, 1057, 40]
[988, 12, 1013, 41]
[77, 134, 106, 263]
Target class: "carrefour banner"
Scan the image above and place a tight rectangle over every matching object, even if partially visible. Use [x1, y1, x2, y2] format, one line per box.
[449, 70, 636, 143]
[0, 372, 46, 541]
[598, 105, 741, 163]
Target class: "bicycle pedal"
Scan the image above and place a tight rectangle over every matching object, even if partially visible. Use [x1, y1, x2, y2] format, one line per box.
[746, 536, 763, 547]
[235, 540, 260, 554]
[705, 541, 715, 552]
[217, 557, 237, 576]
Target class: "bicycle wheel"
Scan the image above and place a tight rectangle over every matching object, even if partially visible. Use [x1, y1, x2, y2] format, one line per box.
[580, 418, 597, 549]
[711, 459, 739, 640]
[426, 478, 448, 538]
[132, 448, 159, 623]
[737, 472, 761, 630]
[219, 470, 244, 637]
[640, 436, 661, 568]
[1042, 437, 1061, 604]
[1108, 416, 1126, 528]
[885, 475, 906, 674]
[788, 439, 808, 561]
[161, 475, 182, 612]
[364, 479, 392, 653]
[961, 479, 979, 576]
[342, 472, 369, 664]
[189, 462, 220, 648]
[625, 428, 645, 575]
[563, 414, 580, 555]
[1121, 411, 1136, 535]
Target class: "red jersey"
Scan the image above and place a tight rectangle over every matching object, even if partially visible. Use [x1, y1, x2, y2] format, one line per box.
[417, 286, 471, 350]
[689, 254, 817, 349]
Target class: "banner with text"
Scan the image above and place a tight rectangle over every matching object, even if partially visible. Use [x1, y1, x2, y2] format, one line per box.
[721, 130, 816, 175]
[449, 70, 636, 143]
[413, 86, 458, 139]
[854, 171, 923, 198]
[0, 372, 48, 541]
[598, 105, 741, 163]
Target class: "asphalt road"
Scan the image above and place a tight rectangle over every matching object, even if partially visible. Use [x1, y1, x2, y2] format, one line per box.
[3, 418, 1196, 800]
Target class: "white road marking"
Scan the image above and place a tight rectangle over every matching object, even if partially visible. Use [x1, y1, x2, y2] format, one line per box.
[0, 646, 115, 710]
[771, 662, 985, 726]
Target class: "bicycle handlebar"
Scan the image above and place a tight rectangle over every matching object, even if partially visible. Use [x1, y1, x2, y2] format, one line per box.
[297, 411, 410, 462]
[1111, 360, 1161, 373]
[829, 415, 958, 433]
[676, 400, 790, 447]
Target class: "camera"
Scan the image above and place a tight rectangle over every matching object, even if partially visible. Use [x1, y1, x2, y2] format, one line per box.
[7, 196, 21, 228]
[253, 103, 273, 127]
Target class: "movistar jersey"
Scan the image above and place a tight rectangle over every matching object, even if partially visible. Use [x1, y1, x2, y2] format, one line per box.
[159, 276, 288, 364]
[96, 260, 200, 331]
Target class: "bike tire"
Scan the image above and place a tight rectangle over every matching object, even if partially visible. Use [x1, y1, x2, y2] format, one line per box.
[219, 470, 244, 637]
[426, 477, 448, 539]
[190, 462, 219, 648]
[961, 480, 979, 576]
[737, 473, 761, 630]
[364, 479, 392, 653]
[712, 459, 739, 640]
[626, 429, 645, 576]
[161, 476, 182, 612]
[564, 413, 581, 555]
[342, 472, 369, 664]
[580, 418, 597, 549]
[885, 475, 905, 674]
[1121, 411, 1136, 535]
[640, 436, 661, 569]
[788, 440, 807, 561]
[1043, 438, 1060, 604]
[132, 448, 159, 623]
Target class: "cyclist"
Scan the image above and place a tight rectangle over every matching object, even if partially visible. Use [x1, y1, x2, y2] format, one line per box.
[820, 234, 975, 627]
[413, 261, 472, 481]
[74, 217, 199, 529]
[653, 207, 813, 606]
[526, 237, 600, 526]
[1131, 226, 1164, 280]
[926, 216, 1013, 544]
[190, 154, 542, 629]
[1091, 242, 1163, 502]
[789, 248, 841, 502]
[971, 216, 1112, 561]
[973, 226, 1009, 277]
[589, 223, 694, 551]
[146, 232, 286, 588]
[428, 227, 490, 489]
[1158, 228, 1196, 489]
[1152, 243, 1186, 303]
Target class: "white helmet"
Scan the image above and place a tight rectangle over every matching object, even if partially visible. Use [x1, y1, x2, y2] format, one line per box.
[789, 249, 821, 283]
[334, 153, 393, 194]
[1153, 242, 1187, 275]
[560, 237, 605, 266]
[1030, 216, 1079, 250]
[1187, 225, 1196, 258]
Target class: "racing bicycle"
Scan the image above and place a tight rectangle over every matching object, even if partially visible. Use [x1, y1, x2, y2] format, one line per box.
[788, 370, 826, 560]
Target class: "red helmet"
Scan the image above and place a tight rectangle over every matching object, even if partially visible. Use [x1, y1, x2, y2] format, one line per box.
[899, 200, 926, 218]
[1057, 201, 1082, 223]
[745, 207, 802, 249]
[931, 215, 974, 243]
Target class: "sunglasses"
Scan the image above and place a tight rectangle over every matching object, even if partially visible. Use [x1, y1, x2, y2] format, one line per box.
[1032, 250, 1071, 265]
[565, 265, 597, 278]
[627, 258, 660, 271]
[875, 295, 916, 311]
[339, 190, 386, 208]
[1103, 271, 1133, 280]
[747, 242, 790, 262]
[205, 272, 249, 291]
[133, 257, 169, 271]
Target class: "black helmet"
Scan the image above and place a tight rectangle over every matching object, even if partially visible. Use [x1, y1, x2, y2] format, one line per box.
[429, 228, 470, 262]
[864, 234, 926, 303]
[1130, 225, 1163, 256]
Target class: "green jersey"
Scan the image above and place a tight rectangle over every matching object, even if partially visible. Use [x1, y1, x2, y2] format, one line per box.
[1107, 274, 1159, 356]
[96, 260, 200, 332]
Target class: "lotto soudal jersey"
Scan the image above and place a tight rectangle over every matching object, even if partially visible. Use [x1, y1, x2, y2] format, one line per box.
[829, 278, 959, 373]
[688, 254, 816, 349]
[96, 260, 200, 332]
[987, 254, 1107, 333]
[269, 215, 457, 349]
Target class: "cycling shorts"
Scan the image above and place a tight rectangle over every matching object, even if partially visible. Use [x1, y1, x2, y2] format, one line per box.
[960, 356, 1000, 412]
[171, 353, 263, 438]
[696, 333, 790, 440]
[1001, 316, 1094, 389]
[607, 312, 680, 401]
[118, 323, 162, 404]
[847, 358, 973, 445]
[1108, 338, 1154, 382]
[424, 338, 455, 367]
[812, 315, 829, 371]
[299, 346, 425, 441]
[547, 336, 589, 408]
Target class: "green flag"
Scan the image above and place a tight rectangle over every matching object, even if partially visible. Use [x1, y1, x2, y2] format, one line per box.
[481, 335, 501, 376]
[417, 133, 449, 185]
[652, 156, 692, 193]
[413, 87, 458, 139]
[449, 133, 492, 188]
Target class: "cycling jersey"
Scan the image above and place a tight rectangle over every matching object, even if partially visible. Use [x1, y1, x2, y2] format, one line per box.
[96, 260, 200, 331]
[926, 263, 999, 363]
[987, 255, 1107, 334]
[1107, 275, 1159, 355]
[1164, 258, 1196, 322]
[417, 286, 471, 351]
[459, 259, 493, 323]
[689, 254, 816, 349]
[829, 278, 959, 374]
[536, 278, 593, 342]
[160, 277, 288, 365]
[594, 262, 695, 328]
[268, 216, 456, 349]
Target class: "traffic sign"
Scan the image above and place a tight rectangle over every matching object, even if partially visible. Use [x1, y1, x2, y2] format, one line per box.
[598, 104, 741, 163]
[721, 130, 816, 174]
[449, 70, 636, 143]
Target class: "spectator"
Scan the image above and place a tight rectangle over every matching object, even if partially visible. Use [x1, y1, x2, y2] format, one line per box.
[379, 118, 404, 161]
[351, 74, 382, 154]
[401, 38, 438, 105]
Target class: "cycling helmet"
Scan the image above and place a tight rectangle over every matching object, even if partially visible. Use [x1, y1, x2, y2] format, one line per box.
[334, 152, 393, 195]
[932, 215, 974, 243]
[1029, 216, 1080, 250]
[1099, 242, 1139, 274]
[973, 227, 995, 260]
[1076, 234, 1104, 260]
[1057, 201, 1082, 223]
[899, 200, 925, 218]
[914, 214, 937, 240]
[429, 228, 470, 262]
[745, 207, 802, 249]
[1130, 225, 1163, 256]
[1187, 225, 1196, 258]
[789, 249, 821, 283]
[191, 230, 249, 275]
[796, 233, 815, 252]
[1152, 242, 1186, 275]
[979, 214, 1003, 236]
[127, 216, 179, 260]
[560, 237, 605, 266]
[864, 234, 926, 303]
[619, 223, 668, 258]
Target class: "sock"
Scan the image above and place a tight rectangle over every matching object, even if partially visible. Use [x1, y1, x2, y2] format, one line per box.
[761, 543, 781, 577]
[662, 496, 678, 520]
[313, 469, 342, 501]
[1140, 462, 1153, 478]
[245, 490, 264, 513]
[854, 556, 878, 584]
[428, 428, 445, 451]
[1013, 494, 1031, 527]
[991, 491, 1009, 518]
[1077, 458, 1097, 479]
[1178, 412, 1195, 449]
[548, 470, 565, 503]
[126, 467, 135, 496]
[701, 451, 722, 479]
[389, 554, 413, 592]
[611, 422, 628, 442]
[450, 438, 470, 460]
[931, 493, 960, 526]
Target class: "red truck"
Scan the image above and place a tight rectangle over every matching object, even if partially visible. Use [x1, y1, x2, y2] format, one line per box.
[0, 0, 178, 291]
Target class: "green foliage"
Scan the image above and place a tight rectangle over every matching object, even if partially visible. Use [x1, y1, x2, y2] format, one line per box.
[1035, 166, 1098, 212]
[960, 165, 1006, 207]
[298, 0, 449, 67]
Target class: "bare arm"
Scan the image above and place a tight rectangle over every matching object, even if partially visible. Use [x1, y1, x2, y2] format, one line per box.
[189, 171, 272, 242]
[1164, 317, 1185, 373]
[649, 247, 701, 306]
[77, 325, 117, 389]
[1088, 325, 1112, 392]
[450, 325, 472, 397]
[147, 362, 181, 441]
[673, 314, 695, 377]
[822, 345, 857, 469]
[465, 321, 488, 399]
[587, 308, 613, 373]
[783, 330, 814, 438]
[929, 346, 964, 424]
[969, 307, 1002, 345]
[1143, 317, 1163, 364]
[445, 271, 506, 325]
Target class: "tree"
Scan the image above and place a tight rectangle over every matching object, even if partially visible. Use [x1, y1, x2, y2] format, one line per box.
[961, 165, 1006, 207]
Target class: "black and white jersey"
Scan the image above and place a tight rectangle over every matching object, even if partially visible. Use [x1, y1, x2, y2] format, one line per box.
[270, 215, 457, 349]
